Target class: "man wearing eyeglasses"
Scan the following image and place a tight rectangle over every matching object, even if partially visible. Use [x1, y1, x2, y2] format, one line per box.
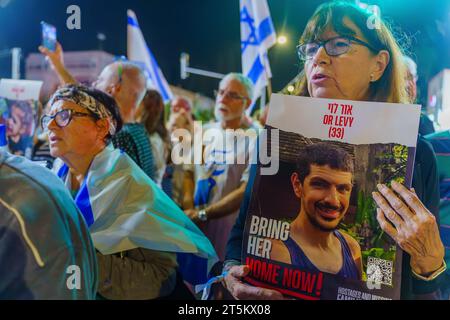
[39, 43, 155, 180]
[183, 73, 259, 267]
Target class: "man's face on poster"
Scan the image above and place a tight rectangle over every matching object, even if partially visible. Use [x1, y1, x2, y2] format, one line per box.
[292, 164, 353, 232]
[6, 105, 25, 139]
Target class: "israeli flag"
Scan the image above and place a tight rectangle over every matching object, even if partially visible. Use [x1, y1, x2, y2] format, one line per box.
[53, 145, 218, 286]
[240, 0, 276, 103]
[127, 10, 174, 103]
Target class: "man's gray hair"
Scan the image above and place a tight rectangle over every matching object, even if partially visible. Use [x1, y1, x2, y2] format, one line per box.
[220, 73, 254, 100]
[118, 61, 148, 106]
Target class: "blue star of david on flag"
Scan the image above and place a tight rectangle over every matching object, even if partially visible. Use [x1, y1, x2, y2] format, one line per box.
[241, 6, 259, 53]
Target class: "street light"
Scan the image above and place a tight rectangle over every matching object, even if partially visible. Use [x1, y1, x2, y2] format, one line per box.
[277, 35, 288, 45]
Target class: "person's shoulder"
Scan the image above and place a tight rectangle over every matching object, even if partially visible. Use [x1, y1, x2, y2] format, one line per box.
[270, 238, 291, 264]
[1, 153, 77, 215]
[112, 127, 138, 151]
[116, 123, 145, 136]
[0, 153, 85, 248]
[113, 127, 132, 141]
[339, 230, 361, 258]
[2, 153, 63, 194]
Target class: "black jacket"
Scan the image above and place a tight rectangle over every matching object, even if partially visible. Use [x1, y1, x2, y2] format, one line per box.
[0, 151, 98, 299]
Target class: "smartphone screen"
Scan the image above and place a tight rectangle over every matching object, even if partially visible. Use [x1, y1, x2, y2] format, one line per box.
[41, 21, 57, 52]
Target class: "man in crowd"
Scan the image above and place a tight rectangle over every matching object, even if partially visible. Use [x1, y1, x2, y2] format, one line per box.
[0, 150, 97, 299]
[39, 43, 155, 180]
[171, 96, 192, 115]
[183, 73, 258, 262]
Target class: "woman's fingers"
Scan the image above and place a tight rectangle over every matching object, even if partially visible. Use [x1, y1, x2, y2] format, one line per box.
[376, 183, 415, 222]
[225, 265, 284, 300]
[376, 208, 398, 241]
[391, 181, 432, 221]
[372, 191, 403, 228]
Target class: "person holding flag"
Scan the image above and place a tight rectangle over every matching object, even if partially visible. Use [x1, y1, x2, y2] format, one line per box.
[43, 84, 217, 299]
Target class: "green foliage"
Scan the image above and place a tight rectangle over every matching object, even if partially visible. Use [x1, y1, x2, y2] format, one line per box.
[372, 144, 408, 185]
[355, 190, 377, 229]
[340, 144, 408, 281]
[341, 190, 397, 281]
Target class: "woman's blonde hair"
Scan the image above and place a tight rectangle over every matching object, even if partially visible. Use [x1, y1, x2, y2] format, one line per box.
[294, 1, 409, 104]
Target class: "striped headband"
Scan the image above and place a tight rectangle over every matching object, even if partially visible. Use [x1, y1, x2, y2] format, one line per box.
[48, 85, 117, 135]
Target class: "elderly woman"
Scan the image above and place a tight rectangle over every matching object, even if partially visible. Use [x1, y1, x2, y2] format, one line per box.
[223, 2, 446, 299]
[42, 84, 217, 300]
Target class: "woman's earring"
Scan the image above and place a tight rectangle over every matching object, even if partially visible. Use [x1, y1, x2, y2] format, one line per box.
[370, 74, 375, 82]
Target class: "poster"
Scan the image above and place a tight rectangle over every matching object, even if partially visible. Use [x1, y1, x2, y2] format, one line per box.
[242, 94, 421, 300]
[0, 79, 43, 158]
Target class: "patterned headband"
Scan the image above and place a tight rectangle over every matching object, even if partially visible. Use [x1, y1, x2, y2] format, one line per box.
[48, 85, 117, 136]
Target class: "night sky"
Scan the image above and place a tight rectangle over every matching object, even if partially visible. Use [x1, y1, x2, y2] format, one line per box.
[0, 0, 450, 106]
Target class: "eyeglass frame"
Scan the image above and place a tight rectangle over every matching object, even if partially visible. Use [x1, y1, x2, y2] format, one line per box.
[214, 89, 249, 101]
[297, 35, 381, 61]
[40, 109, 98, 131]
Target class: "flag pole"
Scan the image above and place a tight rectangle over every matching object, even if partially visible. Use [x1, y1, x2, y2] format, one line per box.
[262, 53, 272, 112]
[266, 72, 273, 99]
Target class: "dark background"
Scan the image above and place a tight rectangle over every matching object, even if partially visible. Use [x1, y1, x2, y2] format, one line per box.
[0, 0, 449, 106]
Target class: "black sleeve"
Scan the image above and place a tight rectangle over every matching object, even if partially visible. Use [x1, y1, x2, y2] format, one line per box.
[413, 136, 440, 221]
[225, 163, 258, 263]
[404, 136, 444, 298]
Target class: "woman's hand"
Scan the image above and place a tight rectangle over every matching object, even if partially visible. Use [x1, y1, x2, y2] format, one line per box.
[372, 180, 445, 276]
[223, 265, 285, 300]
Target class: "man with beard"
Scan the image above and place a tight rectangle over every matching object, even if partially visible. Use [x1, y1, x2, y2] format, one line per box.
[270, 143, 362, 280]
[183, 73, 259, 262]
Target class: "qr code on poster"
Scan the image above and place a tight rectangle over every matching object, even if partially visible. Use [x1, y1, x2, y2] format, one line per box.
[366, 256, 393, 287]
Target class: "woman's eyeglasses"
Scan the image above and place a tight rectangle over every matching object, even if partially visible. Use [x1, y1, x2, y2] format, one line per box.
[41, 109, 96, 130]
[297, 36, 379, 61]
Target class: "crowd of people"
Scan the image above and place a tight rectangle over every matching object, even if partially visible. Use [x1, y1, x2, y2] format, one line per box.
[0, 1, 449, 300]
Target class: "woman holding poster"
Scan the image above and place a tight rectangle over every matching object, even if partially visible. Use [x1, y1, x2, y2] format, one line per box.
[223, 1, 446, 300]
[43, 84, 218, 299]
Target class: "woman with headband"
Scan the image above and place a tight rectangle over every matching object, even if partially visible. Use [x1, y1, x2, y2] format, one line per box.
[42, 84, 217, 300]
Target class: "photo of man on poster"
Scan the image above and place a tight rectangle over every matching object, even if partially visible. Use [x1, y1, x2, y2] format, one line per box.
[5, 100, 35, 158]
[270, 143, 363, 280]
